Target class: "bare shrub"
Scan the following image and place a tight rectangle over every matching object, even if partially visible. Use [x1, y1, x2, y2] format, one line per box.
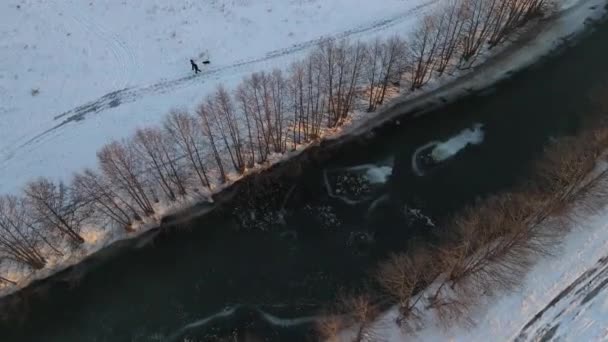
[316, 313, 347, 342]
[437, 191, 554, 291]
[532, 135, 600, 222]
[420, 128, 608, 328]
[337, 293, 380, 342]
[375, 250, 435, 326]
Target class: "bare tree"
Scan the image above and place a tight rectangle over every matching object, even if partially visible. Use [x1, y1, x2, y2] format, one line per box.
[288, 57, 326, 145]
[487, 0, 547, 48]
[316, 39, 365, 127]
[339, 41, 366, 122]
[459, 0, 499, 66]
[375, 36, 406, 104]
[314, 39, 338, 127]
[242, 72, 271, 161]
[487, 0, 548, 48]
[363, 39, 384, 112]
[409, 15, 443, 90]
[24, 178, 87, 245]
[235, 83, 259, 166]
[197, 102, 228, 182]
[210, 86, 247, 173]
[269, 69, 290, 152]
[0, 196, 47, 269]
[435, 0, 467, 75]
[98, 141, 155, 217]
[72, 169, 137, 232]
[164, 110, 214, 189]
[133, 127, 187, 201]
[238, 71, 290, 158]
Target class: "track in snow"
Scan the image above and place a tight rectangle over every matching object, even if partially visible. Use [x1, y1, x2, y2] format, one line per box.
[515, 254, 608, 341]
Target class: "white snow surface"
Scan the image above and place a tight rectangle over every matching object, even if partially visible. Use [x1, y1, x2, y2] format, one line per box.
[0, 0, 440, 194]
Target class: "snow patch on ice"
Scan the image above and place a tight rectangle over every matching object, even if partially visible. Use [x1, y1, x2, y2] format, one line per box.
[365, 166, 393, 184]
[411, 123, 484, 176]
[431, 123, 485, 162]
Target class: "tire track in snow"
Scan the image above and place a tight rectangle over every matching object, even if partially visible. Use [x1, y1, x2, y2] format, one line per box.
[50, 0, 137, 91]
[69, 15, 136, 90]
[2, 0, 440, 164]
[514, 254, 608, 341]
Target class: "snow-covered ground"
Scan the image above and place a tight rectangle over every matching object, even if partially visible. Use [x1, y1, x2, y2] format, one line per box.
[0, 0, 440, 194]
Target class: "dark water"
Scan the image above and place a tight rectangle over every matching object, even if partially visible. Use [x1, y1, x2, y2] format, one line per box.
[2, 15, 608, 342]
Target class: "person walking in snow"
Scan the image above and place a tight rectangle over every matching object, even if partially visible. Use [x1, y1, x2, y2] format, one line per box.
[190, 59, 201, 74]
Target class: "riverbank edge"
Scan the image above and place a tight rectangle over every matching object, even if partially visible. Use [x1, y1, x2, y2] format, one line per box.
[1, 0, 605, 303]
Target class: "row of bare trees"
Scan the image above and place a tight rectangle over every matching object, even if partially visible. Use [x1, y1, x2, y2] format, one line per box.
[1, 0, 547, 282]
[407, 0, 547, 90]
[318, 117, 608, 340]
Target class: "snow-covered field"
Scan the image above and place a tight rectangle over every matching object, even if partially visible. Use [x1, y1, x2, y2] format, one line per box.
[0, 0, 440, 194]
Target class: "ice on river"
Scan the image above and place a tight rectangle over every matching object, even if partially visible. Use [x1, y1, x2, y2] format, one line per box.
[412, 123, 485, 176]
[431, 123, 485, 162]
[364, 165, 393, 184]
[324, 162, 393, 205]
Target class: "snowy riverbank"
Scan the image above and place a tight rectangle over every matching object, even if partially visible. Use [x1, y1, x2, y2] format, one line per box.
[336, 194, 608, 341]
[0, 0, 606, 301]
[336, 153, 608, 342]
